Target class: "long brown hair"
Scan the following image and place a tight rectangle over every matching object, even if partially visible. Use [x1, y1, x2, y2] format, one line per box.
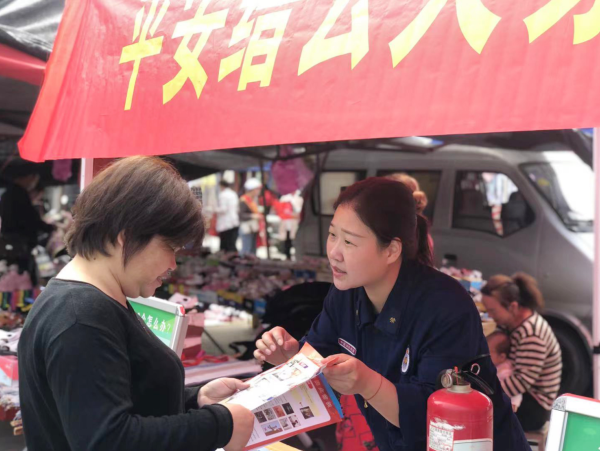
[482, 272, 544, 312]
[334, 177, 433, 266]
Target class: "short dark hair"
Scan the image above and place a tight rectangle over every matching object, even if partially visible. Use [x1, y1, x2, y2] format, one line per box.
[334, 177, 434, 266]
[65, 156, 204, 265]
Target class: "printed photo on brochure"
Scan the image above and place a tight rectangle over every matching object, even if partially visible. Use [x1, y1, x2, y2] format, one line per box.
[218, 343, 344, 450]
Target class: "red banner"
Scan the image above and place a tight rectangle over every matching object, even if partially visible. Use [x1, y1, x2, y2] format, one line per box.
[19, 0, 600, 162]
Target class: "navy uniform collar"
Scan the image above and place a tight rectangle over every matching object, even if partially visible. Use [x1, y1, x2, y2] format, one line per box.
[354, 259, 417, 335]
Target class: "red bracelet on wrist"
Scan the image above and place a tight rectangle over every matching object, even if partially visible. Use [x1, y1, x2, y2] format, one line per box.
[363, 373, 383, 407]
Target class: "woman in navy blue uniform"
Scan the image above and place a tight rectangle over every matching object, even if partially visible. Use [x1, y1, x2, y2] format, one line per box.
[255, 178, 529, 451]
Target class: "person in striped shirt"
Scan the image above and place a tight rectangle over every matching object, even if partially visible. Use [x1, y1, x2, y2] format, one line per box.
[481, 273, 562, 432]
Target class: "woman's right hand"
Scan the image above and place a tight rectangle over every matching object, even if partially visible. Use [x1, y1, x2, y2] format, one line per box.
[253, 327, 299, 366]
[222, 404, 255, 451]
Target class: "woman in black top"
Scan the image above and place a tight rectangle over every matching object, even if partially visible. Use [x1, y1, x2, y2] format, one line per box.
[18, 157, 254, 451]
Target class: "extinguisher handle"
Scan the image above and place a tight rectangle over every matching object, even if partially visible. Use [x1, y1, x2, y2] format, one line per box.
[458, 353, 492, 370]
[458, 354, 495, 396]
[463, 371, 495, 396]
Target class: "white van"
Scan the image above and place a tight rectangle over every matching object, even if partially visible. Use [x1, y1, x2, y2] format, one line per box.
[295, 143, 594, 396]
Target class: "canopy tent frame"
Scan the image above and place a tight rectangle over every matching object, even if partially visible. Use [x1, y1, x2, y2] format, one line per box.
[593, 128, 600, 400]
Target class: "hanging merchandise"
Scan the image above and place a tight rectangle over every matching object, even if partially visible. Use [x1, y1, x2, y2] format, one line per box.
[0, 289, 39, 313]
[271, 146, 314, 195]
[0, 266, 32, 292]
[51, 159, 72, 182]
[191, 175, 218, 236]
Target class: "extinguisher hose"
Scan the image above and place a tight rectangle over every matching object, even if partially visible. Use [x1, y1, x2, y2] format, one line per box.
[462, 371, 494, 396]
[434, 354, 495, 395]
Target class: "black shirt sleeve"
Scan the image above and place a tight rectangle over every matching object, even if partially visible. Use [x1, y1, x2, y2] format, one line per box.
[45, 323, 233, 451]
[184, 386, 201, 411]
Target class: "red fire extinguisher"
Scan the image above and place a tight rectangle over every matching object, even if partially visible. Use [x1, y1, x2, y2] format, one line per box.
[427, 355, 494, 451]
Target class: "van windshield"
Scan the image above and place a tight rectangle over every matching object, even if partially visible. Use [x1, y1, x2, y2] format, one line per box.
[522, 158, 594, 232]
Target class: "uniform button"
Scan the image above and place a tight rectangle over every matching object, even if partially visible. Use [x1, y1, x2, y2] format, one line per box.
[355, 309, 359, 316]
[390, 317, 396, 324]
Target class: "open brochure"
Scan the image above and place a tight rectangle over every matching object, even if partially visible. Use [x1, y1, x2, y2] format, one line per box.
[220, 343, 343, 450]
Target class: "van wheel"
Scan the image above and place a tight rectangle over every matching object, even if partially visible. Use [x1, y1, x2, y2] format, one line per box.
[544, 317, 592, 396]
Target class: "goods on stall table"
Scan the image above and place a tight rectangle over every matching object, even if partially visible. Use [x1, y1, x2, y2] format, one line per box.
[439, 266, 483, 293]
[0, 386, 19, 422]
[440, 266, 497, 336]
[160, 253, 331, 319]
[0, 355, 18, 387]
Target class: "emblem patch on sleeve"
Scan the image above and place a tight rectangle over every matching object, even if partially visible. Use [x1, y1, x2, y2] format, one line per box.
[402, 347, 410, 373]
[338, 338, 357, 355]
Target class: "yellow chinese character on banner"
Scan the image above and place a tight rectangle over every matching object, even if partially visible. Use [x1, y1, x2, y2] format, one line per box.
[389, 0, 501, 68]
[219, 0, 300, 91]
[163, 0, 228, 104]
[120, 0, 170, 110]
[524, 0, 600, 44]
[298, 0, 368, 75]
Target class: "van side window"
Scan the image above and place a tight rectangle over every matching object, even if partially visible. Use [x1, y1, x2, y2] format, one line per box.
[318, 172, 361, 215]
[453, 172, 534, 236]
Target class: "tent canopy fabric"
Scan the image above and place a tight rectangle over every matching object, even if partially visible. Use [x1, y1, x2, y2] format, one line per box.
[0, 0, 594, 167]
[15, 0, 600, 162]
[0, 0, 62, 60]
[0, 42, 44, 85]
[0, 0, 61, 135]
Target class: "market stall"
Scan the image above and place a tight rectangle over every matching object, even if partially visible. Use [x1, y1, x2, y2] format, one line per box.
[2, 0, 600, 449]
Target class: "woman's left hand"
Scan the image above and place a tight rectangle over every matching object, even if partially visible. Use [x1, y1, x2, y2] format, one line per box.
[198, 378, 250, 407]
[321, 354, 379, 397]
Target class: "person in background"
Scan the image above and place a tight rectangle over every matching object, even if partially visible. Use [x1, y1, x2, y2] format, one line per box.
[18, 157, 254, 451]
[275, 190, 303, 260]
[481, 273, 562, 432]
[487, 331, 522, 411]
[239, 178, 262, 256]
[0, 167, 54, 281]
[386, 173, 428, 215]
[1, 170, 54, 248]
[215, 180, 240, 253]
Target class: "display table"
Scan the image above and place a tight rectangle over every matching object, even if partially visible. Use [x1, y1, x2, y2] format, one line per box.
[185, 358, 262, 386]
[263, 443, 301, 451]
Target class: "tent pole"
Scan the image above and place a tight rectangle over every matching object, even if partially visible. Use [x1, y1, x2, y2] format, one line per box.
[315, 151, 324, 257]
[80, 158, 94, 190]
[259, 159, 271, 260]
[594, 127, 600, 399]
